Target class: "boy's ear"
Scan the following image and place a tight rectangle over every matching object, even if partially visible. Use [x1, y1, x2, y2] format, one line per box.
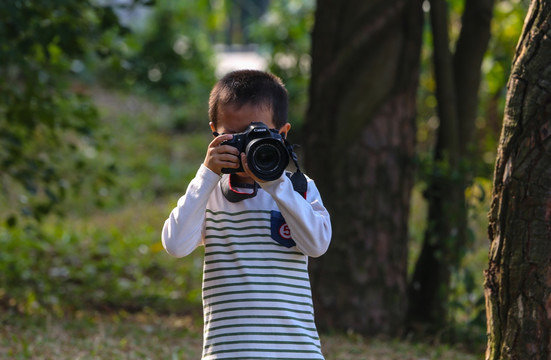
[209, 122, 216, 134]
[279, 122, 291, 138]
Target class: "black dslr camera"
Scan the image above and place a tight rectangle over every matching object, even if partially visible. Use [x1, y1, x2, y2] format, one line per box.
[221, 122, 290, 181]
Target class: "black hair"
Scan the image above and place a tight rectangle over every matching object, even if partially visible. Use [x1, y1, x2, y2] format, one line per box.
[208, 70, 288, 129]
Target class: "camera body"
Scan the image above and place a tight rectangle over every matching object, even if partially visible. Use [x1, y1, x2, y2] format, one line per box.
[221, 122, 290, 181]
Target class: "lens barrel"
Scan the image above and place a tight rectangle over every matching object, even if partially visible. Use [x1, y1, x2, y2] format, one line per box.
[246, 138, 289, 181]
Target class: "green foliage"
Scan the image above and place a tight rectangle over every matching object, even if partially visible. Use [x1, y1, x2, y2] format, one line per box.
[0, 1, 125, 223]
[81, 89, 210, 210]
[249, 0, 315, 133]
[0, 205, 204, 315]
[0, 88, 209, 316]
[476, 0, 529, 174]
[416, 0, 529, 176]
[99, 0, 219, 131]
[446, 178, 493, 345]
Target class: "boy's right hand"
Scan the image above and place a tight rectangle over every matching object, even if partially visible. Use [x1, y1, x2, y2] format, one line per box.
[203, 134, 240, 175]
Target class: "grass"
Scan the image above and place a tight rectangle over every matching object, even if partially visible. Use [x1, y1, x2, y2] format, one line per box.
[1, 312, 202, 359]
[1, 311, 479, 360]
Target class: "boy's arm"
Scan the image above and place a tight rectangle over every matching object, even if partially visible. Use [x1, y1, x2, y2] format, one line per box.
[161, 164, 220, 257]
[260, 175, 332, 258]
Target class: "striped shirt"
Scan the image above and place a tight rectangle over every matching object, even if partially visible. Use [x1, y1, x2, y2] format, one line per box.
[162, 165, 331, 359]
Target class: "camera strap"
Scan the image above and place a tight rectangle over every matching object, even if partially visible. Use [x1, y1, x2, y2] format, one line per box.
[288, 171, 307, 199]
[220, 171, 306, 203]
[220, 174, 259, 203]
[285, 138, 308, 199]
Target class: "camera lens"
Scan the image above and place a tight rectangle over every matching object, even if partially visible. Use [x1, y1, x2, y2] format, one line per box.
[246, 139, 289, 181]
[254, 144, 279, 170]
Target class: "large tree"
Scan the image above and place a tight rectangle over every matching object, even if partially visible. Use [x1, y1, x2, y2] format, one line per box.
[303, 0, 423, 335]
[485, 0, 551, 358]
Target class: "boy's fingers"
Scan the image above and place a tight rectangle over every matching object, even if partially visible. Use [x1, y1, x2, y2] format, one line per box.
[209, 134, 239, 156]
[204, 134, 243, 174]
[219, 145, 240, 156]
[210, 133, 233, 147]
[217, 153, 240, 164]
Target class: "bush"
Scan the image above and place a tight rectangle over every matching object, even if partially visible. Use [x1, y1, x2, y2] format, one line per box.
[0, 202, 203, 316]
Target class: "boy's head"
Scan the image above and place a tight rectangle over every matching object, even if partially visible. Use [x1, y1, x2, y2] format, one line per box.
[208, 70, 288, 131]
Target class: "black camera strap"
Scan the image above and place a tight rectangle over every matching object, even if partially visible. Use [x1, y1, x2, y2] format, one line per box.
[220, 174, 259, 203]
[284, 138, 308, 199]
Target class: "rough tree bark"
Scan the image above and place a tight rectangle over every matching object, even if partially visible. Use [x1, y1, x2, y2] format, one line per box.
[303, 0, 423, 336]
[485, 1, 551, 359]
[407, 0, 494, 331]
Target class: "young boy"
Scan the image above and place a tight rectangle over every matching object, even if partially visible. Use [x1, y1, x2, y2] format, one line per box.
[162, 70, 331, 359]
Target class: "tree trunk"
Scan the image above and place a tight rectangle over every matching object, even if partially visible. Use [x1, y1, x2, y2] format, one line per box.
[407, 0, 494, 332]
[485, 1, 551, 358]
[407, 0, 462, 331]
[303, 0, 423, 336]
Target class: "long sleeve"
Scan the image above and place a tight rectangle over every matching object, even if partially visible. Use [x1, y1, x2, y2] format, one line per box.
[161, 164, 220, 257]
[260, 174, 332, 258]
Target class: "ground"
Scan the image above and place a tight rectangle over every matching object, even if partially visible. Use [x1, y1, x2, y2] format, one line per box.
[1, 311, 479, 360]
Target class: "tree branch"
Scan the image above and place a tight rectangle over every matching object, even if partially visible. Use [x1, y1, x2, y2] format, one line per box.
[429, 0, 459, 164]
[453, 0, 495, 153]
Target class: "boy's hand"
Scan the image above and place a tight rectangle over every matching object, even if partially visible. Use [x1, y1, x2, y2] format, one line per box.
[203, 134, 240, 175]
[241, 153, 267, 184]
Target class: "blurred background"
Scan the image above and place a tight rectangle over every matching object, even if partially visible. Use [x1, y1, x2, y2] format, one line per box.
[0, 0, 529, 358]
